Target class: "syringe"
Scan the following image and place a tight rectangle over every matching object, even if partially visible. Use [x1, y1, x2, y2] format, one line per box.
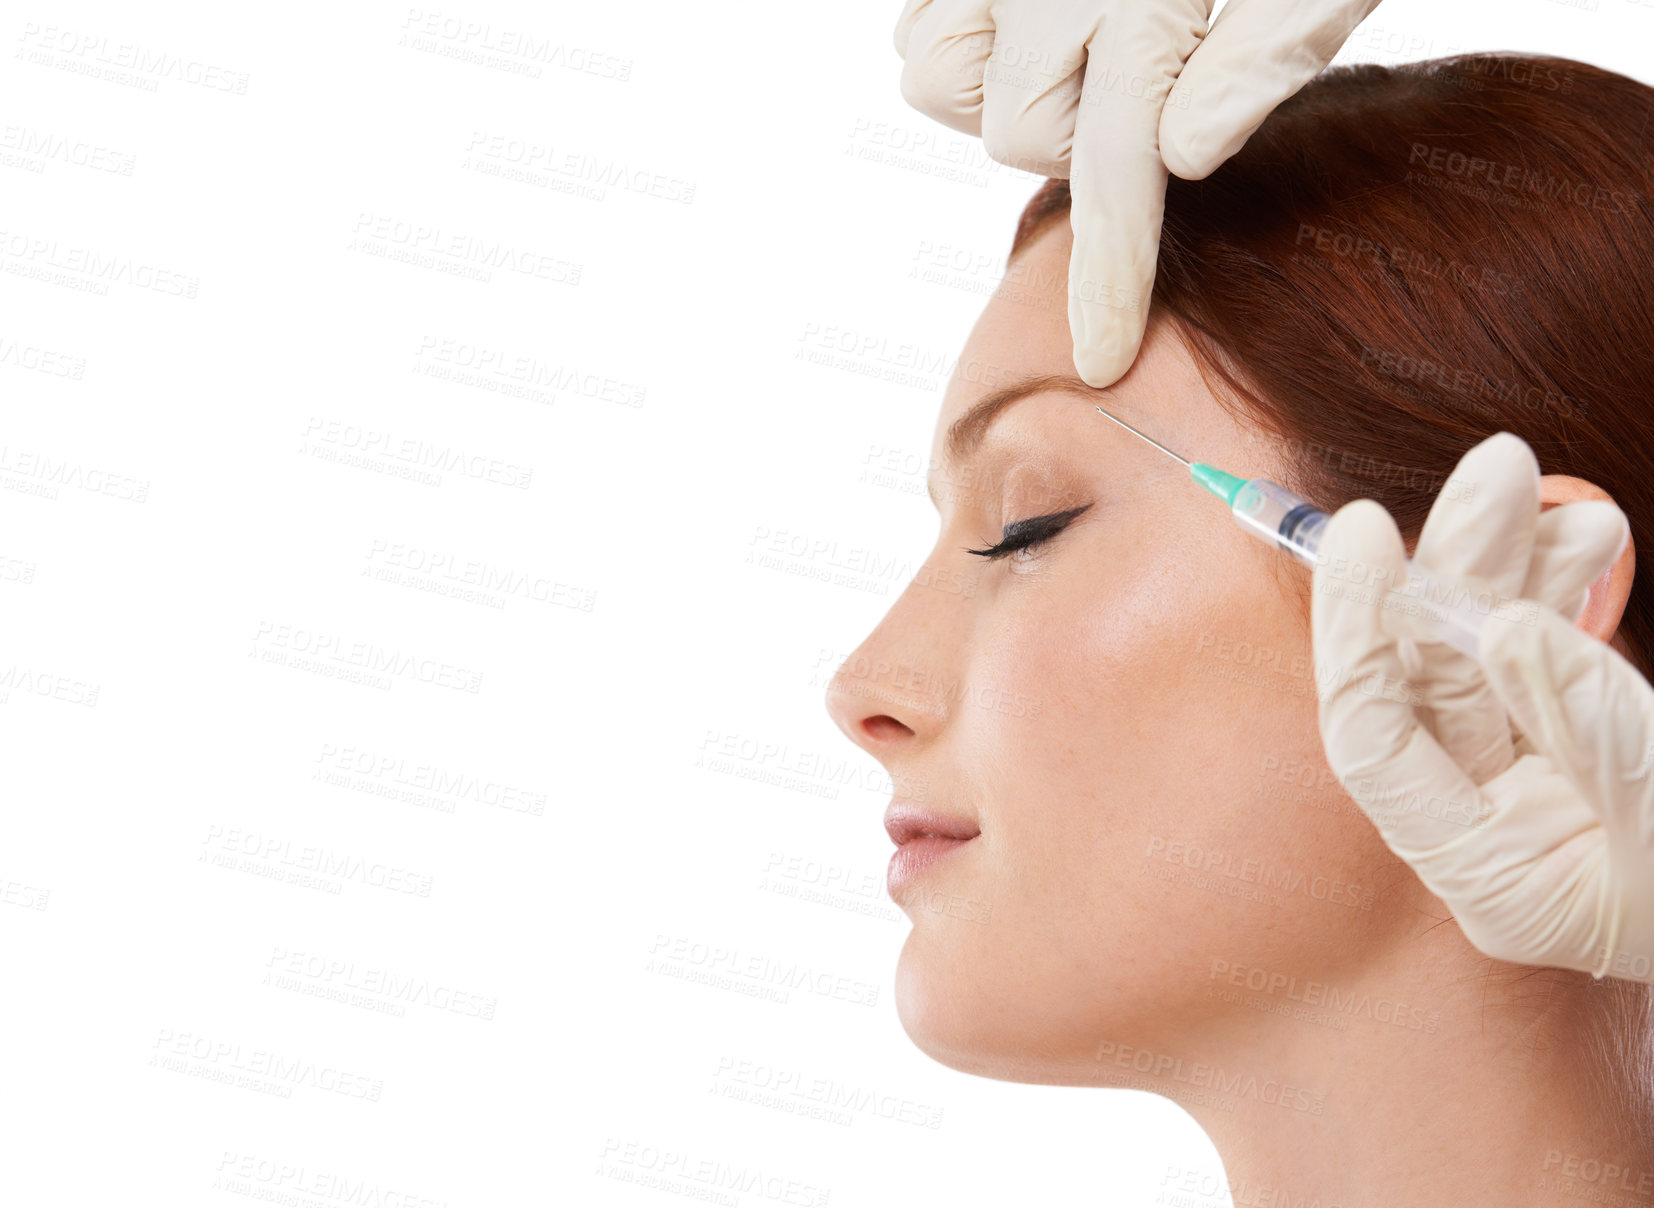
[1092, 405, 1496, 660]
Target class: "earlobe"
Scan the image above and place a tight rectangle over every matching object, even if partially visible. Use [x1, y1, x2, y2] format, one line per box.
[1538, 474, 1636, 645]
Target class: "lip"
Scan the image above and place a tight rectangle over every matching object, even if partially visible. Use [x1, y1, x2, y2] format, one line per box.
[884, 801, 980, 902]
[884, 801, 981, 846]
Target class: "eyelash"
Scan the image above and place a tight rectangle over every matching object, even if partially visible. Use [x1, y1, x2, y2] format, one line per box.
[965, 504, 1092, 560]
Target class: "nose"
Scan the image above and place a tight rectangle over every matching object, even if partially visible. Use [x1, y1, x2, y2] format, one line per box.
[823, 569, 964, 759]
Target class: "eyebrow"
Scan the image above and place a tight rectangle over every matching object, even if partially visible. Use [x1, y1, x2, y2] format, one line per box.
[943, 372, 1109, 464]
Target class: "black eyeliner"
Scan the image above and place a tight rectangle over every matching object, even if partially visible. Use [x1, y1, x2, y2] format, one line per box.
[965, 504, 1092, 559]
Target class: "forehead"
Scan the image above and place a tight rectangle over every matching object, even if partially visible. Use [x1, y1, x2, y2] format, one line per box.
[935, 219, 1077, 437]
[929, 220, 1228, 471]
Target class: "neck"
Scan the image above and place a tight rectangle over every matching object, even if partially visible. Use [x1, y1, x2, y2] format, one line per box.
[1170, 934, 1654, 1206]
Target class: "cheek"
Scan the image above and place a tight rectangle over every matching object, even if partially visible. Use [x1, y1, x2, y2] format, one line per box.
[951, 543, 1218, 898]
[970, 535, 1233, 772]
[963, 534, 1368, 903]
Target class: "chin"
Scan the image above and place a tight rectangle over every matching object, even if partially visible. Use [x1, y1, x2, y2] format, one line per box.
[892, 945, 990, 1074]
[892, 933, 1131, 1087]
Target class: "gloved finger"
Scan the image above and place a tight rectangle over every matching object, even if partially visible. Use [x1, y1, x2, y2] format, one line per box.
[1400, 433, 1537, 781]
[1525, 500, 1631, 623]
[1313, 499, 1490, 857]
[1497, 498, 1624, 760]
[1414, 432, 1539, 598]
[1478, 604, 1654, 851]
[1450, 755, 1608, 971]
[1068, 0, 1210, 386]
[898, 0, 996, 138]
[977, 5, 1097, 178]
[895, 0, 936, 58]
[1159, 0, 1383, 179]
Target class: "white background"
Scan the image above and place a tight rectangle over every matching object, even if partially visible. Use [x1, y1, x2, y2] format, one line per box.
[2, 1, 1649, 1203]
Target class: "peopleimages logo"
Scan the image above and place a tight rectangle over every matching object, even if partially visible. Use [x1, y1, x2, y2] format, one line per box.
[1407, 142, 1640, 214]
[1093, 1040, 1326, 1115]
[1207, 958, 1440, 1033]
[0, 229, 198, 296]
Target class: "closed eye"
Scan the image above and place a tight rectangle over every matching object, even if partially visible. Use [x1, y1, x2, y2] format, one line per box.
[965, 504, 1092, 560]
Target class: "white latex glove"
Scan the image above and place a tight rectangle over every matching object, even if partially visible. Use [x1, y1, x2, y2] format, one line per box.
[893, 0, 1382, 387]
[1313, 432, 1654, 982]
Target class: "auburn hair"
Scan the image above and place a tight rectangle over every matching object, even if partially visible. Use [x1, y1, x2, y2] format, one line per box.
[1013, 53, 1654, 679]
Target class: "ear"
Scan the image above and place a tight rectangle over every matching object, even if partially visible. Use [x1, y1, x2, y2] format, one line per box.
[1538, 474, 1636, 649]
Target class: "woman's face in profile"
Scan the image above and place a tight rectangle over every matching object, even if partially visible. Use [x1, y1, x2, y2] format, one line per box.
[824, 219, 1416, 1086]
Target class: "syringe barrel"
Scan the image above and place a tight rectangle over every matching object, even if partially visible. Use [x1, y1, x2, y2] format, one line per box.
[1229, 478, 1329, 564]
[1229, 477, 1487, 660]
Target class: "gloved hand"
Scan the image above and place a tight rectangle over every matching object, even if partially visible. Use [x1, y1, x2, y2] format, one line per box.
[1312, 432, 1653, 982]
[893, 0, 1382, 387]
